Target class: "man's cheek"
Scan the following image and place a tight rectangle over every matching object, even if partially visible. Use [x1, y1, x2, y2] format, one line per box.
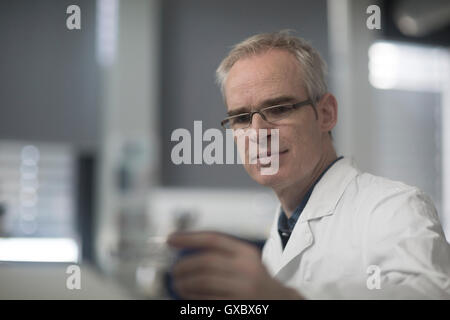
[243, 162, 254, 173]
[243, 163, 259, 179]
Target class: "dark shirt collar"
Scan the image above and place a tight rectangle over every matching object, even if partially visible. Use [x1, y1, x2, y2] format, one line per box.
[278, 156, 344, 246]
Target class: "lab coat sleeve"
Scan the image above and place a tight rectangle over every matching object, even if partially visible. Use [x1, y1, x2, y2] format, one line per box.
[364, 187, 450, 299]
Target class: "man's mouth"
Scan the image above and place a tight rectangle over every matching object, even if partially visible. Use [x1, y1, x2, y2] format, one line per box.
[251, 149, 288, 163]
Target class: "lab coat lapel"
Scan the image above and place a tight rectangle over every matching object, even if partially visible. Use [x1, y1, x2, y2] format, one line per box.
[276, 220, 315, 275]
[273, 157, 360, 276]
[262, 206, 283, 275]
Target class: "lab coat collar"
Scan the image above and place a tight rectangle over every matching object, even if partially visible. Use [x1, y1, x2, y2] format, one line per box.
[298, 156, 360, 223]
[271, 156, 360, 276]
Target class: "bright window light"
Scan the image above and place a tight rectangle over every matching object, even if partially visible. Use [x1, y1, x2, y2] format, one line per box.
[0, 238, 79, 263]
[368, 41, 448, 92]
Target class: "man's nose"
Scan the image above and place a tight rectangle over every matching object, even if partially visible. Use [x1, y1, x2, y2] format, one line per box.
[249, 112, 274, 142]
[250, 112, 271, 130]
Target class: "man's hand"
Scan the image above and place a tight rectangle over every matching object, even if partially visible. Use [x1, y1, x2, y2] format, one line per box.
[167, 231, 303, 300]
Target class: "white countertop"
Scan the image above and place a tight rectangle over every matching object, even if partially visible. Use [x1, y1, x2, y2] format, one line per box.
[0, 262, 135, 299]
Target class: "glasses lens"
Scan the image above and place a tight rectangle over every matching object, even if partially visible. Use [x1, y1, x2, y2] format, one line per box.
[229, 114, 251, 129]
[263, 105, 293, 122]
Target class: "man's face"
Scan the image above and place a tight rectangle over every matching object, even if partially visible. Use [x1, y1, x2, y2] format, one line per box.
[224, 49, 326, 190]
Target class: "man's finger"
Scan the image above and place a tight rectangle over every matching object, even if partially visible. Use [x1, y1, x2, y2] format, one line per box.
[173, 252, 235, 278]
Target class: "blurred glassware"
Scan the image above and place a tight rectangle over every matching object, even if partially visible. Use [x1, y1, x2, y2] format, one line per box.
[133, 210, 198, 298]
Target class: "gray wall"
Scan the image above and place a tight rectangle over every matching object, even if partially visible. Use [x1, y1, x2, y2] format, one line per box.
[0, 0, 99, 151]
[372, 89, 442, 215]
[160, 0, 330, 188]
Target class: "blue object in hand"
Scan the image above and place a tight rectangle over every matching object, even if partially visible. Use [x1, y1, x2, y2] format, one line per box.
[165, 235, 266, 300]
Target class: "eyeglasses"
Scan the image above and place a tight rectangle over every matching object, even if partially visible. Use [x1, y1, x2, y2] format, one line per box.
[221, 99, 314, 130]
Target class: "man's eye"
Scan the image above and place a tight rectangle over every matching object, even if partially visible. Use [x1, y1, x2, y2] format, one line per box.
[266, 106, 291, 116]
[231, 115, 250, 124]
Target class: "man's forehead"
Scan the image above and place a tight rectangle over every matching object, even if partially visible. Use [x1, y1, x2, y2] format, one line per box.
[224, 51, 305, 110]
[226, 78, 291, 108]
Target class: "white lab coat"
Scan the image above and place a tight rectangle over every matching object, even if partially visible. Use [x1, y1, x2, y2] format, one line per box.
[262, 157, 450, 299]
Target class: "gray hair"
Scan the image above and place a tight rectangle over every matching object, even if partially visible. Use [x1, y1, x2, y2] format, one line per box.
[215, 30, 328, 103]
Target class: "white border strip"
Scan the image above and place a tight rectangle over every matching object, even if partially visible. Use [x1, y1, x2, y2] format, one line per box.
[0, 238, 79, 263]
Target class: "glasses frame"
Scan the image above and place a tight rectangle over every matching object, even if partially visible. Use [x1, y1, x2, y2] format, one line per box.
[221, 98, 315, 129]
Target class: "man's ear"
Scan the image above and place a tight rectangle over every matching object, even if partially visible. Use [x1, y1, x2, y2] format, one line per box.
[317, 93, 338, 133]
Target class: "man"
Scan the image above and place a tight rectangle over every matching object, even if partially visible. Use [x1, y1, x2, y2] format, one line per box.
[167, 31, 450, 299]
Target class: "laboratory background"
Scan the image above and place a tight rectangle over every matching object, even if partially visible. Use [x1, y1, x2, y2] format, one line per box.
[0, 0, 449, 299]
